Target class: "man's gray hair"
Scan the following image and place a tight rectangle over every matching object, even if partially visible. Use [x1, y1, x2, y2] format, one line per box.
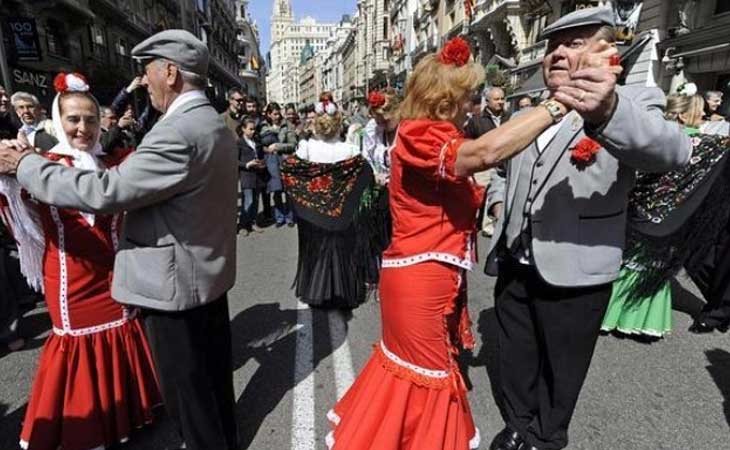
[180, 69, 207, 89]
[100, 106, 114, 116]
[482, 86, 505, 100]
[154, 58, 208, 89]
[10, 91, 39, 107]
[705, 90, 723, 99]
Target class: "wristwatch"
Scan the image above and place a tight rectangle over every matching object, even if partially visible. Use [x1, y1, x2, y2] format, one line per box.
[540, 99, 565, 124]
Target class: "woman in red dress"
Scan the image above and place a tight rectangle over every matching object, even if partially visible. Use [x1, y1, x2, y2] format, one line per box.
[326, 38, 569, 449]
[0, 73, 160, 450]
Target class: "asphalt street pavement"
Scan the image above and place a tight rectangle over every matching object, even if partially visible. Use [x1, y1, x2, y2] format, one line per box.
[1, 227, 729, 449]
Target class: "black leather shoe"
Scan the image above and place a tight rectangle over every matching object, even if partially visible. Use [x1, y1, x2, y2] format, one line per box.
[489, 427, 524, 450]
[689, 317, 730, 334]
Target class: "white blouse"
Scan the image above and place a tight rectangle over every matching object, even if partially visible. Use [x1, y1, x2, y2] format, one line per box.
[296, 137, 359, 164]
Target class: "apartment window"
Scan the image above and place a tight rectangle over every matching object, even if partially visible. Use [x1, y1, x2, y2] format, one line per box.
[716, 0, 730, 14]
[88, 24, 106, 59]
[384, 17, 389, 39]
[46, 19, 69, 58]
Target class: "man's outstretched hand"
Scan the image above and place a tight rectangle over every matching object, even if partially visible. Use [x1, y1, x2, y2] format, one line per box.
[0, 132, 34, 175]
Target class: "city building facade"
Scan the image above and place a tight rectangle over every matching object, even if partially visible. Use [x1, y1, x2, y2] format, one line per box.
[0, 0, 262, 112]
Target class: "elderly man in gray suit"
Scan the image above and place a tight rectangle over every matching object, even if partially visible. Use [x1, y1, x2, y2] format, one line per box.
[0, 30, 238, 450]
[484, 8, 692, 450]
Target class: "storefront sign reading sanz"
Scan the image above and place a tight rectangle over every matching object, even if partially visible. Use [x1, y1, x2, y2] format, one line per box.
[11, 67, 52, 102]
[4, 17, 42, 61]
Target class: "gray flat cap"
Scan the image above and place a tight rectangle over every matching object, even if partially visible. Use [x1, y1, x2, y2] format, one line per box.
[540, 6, 615, 40]
[132, 29, 209, 77]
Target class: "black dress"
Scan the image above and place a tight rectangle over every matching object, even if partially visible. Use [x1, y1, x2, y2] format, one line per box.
[281, 154, 378, 308]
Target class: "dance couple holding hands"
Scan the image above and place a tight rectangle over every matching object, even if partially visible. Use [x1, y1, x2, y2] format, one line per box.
[327, 6, 691, 450]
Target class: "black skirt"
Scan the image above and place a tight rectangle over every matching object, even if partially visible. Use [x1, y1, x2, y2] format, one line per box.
[294, 220, 366, 308]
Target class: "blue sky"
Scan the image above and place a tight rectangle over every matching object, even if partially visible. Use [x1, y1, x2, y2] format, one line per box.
[250, 0, 358, 56]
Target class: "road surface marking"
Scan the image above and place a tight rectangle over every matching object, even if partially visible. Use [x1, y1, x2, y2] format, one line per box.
[291, 300, 315, 450]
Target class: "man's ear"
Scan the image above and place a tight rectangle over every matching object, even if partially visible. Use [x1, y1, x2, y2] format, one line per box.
[167, 64, 179, 87]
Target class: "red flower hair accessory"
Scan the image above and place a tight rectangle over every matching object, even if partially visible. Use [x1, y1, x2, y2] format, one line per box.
[439, 37, 471, 67]
[53, 72, 90, 94]
[570, 137, 602, 168]
[367, 91, 387, 109]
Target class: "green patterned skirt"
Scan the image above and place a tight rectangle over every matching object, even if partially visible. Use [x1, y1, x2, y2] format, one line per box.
[601, 267, 672, 338]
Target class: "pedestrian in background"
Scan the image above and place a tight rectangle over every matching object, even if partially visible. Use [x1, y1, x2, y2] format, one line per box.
[237, 117, 266, 235]
[110, 76, 157, 139]
[0, 85, 20, 140]
[283, 95, 368, 309]
[10, 92, 57, 150]
[517, 95, 535, 110]
[222, 87, 246, 136]
[261, 102, 297, 227]
[0, 30, 239, 450]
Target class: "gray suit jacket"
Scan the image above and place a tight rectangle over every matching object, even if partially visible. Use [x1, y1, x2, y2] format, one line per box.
[485, 86, 692, 287]
[17, 95, 238, 311]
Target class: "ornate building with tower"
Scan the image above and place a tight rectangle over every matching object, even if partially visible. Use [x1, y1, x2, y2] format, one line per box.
[266, 0, 339, 103]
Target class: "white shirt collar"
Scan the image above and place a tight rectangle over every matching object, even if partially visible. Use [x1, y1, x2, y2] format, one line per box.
[160, 90, 208, 121]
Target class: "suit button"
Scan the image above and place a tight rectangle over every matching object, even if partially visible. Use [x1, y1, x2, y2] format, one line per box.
[536, 161, 544, 167]
[532, 180, 538, 185]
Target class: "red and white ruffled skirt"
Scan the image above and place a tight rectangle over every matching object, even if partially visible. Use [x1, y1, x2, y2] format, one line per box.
[327, 261, 480, 450]
[19, 315, 161, 450]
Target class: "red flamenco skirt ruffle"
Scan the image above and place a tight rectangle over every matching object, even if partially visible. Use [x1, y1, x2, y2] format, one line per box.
[326, 343, 479, 450]
[19, 318, 161, 450]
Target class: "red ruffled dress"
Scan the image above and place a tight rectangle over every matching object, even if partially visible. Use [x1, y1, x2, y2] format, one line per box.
[327, 119, 485, 449]
[15, 151, 161, 450]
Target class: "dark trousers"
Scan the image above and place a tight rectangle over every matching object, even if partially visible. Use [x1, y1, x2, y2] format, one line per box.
[686, 225, 730, 323]
[239, 185, 259, 229]
[143, 295, 238, 450]
[493, 258, 611, 450]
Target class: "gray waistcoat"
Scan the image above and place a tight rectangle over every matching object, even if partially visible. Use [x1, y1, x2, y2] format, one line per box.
[504, 144, 541, 258]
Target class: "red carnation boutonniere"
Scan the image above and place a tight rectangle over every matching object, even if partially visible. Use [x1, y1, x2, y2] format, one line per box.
[570, 137, 601, 169]
[438, 37, 471, 67]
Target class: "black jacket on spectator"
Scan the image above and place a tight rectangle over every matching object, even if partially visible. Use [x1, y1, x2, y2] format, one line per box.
[464, 108, 511, 139]
[238, 138, 266, 190]
[0, 113, 20, 140]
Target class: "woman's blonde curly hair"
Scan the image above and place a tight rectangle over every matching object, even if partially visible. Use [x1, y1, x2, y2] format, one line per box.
[398, 54, 485, 124]
[314, 112, 343, 139]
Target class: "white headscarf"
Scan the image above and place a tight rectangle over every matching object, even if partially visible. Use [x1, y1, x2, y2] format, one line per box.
[48, 74, 106, 225]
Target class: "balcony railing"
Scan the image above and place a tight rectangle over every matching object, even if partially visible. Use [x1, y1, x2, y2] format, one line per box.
[518, 39, 547, 64]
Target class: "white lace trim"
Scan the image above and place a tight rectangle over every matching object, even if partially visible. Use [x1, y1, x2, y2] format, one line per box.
[380, 340, 449, 378]
[382, 252, 473, 271]
[470, 428, 481, 449]
[438, 141, 451, 179]
[49, 206, 129, 337]
[326, 415, 480, 450]
[327, 409, 341, 425]
[50, 206, 72, 333]
[53, 309, 135, 337]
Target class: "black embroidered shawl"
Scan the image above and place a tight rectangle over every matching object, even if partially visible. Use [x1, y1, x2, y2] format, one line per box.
[624, 134, 730, 296]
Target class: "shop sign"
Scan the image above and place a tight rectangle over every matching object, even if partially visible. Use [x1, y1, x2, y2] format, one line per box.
[4, 17, 42, 61]
[11, 66, 52, 103]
